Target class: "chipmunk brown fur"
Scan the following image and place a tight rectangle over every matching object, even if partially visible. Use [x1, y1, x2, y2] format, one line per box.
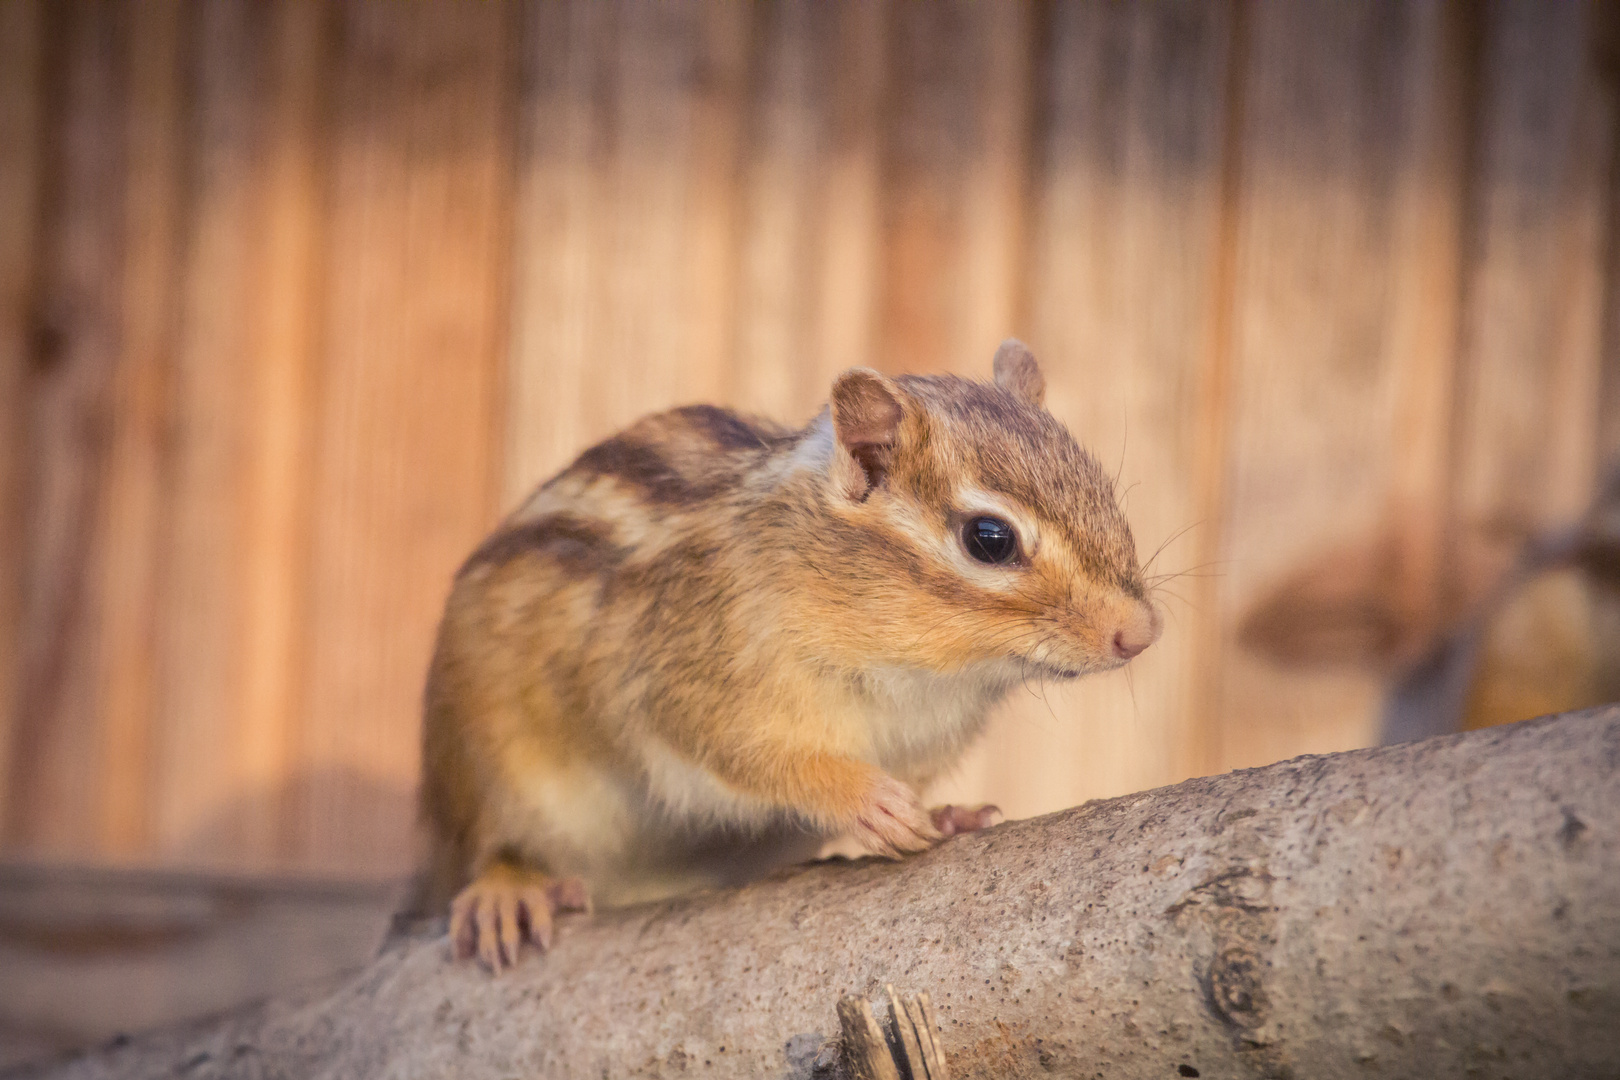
[419, 342, 1160, 970]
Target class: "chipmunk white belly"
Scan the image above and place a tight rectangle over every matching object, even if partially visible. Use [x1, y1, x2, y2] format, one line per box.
[858, 661, 1020, 782]
[618, 664, 1014, 850]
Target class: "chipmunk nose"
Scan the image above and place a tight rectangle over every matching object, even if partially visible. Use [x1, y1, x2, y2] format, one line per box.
[1111, 602, 1161, 661]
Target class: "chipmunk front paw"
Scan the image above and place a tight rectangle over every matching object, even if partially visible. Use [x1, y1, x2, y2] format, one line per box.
[450, 863, 590, 973]
[852, 773, 941, 858]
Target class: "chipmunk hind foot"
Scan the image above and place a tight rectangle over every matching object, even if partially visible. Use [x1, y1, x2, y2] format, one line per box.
[450, 861, 590, 974]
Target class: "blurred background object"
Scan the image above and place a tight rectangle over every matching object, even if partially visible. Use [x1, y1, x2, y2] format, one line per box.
[1239, 462, 1620, 742]
[1383, 465, 1620, 741]
[0, 863, 397, 1070]
[2, 0, 1619, 1064]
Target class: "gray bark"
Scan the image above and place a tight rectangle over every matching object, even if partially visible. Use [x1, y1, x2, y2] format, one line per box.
[16, 707, 1620, 1080]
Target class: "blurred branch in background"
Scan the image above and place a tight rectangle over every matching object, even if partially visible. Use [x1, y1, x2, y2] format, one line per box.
[1239, 461, 1620, 739]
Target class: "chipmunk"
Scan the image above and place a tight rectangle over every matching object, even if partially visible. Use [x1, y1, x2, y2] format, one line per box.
[418, 341, 1161, 970]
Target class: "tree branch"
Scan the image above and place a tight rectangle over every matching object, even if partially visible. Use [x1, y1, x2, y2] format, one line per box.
[19, 707, 1620, 1079]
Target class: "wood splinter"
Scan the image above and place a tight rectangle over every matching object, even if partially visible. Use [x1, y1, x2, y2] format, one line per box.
[837, 985, 950, 1080]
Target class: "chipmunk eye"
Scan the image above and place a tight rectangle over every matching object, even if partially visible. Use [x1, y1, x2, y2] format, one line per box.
[963, 516, 1019, 565]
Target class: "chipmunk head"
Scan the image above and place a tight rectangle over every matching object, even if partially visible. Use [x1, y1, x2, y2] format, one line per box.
[818, 340, 1159, 678]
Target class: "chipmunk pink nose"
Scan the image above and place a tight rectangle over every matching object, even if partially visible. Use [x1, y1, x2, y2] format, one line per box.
[1112, 629, 1147, 659]
[1111, 603, 1161, 661]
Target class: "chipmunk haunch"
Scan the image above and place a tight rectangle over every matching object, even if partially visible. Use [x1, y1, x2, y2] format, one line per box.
[419, 340, 1160, 970]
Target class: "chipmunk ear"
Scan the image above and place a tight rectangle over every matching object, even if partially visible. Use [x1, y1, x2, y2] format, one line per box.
[830, 368, 905, 501]
[993, 338, 1045, 407]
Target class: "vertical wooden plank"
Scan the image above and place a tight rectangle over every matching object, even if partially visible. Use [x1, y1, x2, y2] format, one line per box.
[1378, 0, 1477, 648]
[934, 2, 1235, 815]
[1186, 0, 1251, 783]
[680, 3, 750, 413]
[295, 1, 517, 875]
[150, 0, 332, 871]
[91, 0, 186, 857]
[1597, 0, 1620, 473]
[1032, 1, 1231, 801]
[1443, 2, 1616, 738]
[1212, 0, 1462, 771]
[953, 1, 1033, 366]
[232, 0, 329, 867]
[1454, 1, 1610, 537]
[732, 0, 839, 419]
[730, 0, 886, 422]
[4, 0, 129, 854]
[502, 0, 612, 502]
[0, 0, 46, 824]
[588, 1, 747, 435]
[504, 0, 751, 503]
[149, 0, 263, 867]
[811, 2, 888, 405]
[876, 0, 1034, 378]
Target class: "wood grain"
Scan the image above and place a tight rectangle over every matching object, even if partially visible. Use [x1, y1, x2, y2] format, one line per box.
[293, 0, 516, 874]
[0, 0, 46, 831]
[1379, 0, 1478, 650]
[502, 0, 613, 504]
[151, 0, 263, 866]
[5, 0, 130, 853]
[837, 995, 901, 1080]
[1454, 1, 1611, 534]
[504, 0, 752, 502]
[148, 0, 330, 871]
[1212, 0, 1454, 772]
[876, 0, 1033, 379]
[92, 0, 184, 857]
[729, 0, 886, 422]
[228, 0, 329, 867]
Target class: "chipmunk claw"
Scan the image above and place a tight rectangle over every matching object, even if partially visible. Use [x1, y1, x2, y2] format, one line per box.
[450, 865, 590, 973]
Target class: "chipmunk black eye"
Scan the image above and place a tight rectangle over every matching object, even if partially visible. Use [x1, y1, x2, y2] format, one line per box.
[963, 516, 1018, 564]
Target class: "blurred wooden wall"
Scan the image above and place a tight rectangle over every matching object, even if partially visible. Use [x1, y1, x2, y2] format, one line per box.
[1, 0, 1617, 877]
